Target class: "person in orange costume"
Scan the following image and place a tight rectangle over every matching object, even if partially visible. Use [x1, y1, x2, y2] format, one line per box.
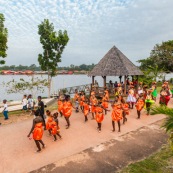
[83, 98, 90, 122]
[58, 95, 64, 117]
[121, 98, 129, 124]
[46, 110, 53, 135]
[102, 92, 109, 115]
[111, 97, 123, 132]
[74, 90, 80, 112]
[104, 88, 110, 99]
[135, 93, 145, 119]
[90, 94, 98, 119]
[63, 95, 73, 129]
[27, 110, 45, 153]
[51, 112, 62, 141]
[95, 101, 109, 133]
[79, 91, 85, 112]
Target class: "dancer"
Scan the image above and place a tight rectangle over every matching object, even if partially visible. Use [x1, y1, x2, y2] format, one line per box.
[102, 92, 109, 115]
[111, 97, 123, 132]
[90, 94, 98, 119]
[46, 110, 53, 135]
[58, 95, 64, 117]
[126, 85, 136, 109]
[79, 92, 85, 112]
[95, 101, 109, 132]
[135, 94, 145, 119]
[51, 112, 62, 141]
[121, 98, 129, 124]
[83, 98, 90, 122]
[145, 89, 155, 115]
[27, 110, 45, 152]
[63, 95, 73, 129]
[74, 90, 79, 113]
[151, 82, 157, 101]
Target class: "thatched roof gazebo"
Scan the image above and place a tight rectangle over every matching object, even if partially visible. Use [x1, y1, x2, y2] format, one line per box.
[88, 45, 143, 94]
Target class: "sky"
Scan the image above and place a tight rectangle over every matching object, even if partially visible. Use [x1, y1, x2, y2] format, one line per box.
[0, 0, 173, 66]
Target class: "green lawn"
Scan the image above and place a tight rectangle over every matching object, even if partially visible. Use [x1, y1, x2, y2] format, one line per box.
[120, 144, 173, 173]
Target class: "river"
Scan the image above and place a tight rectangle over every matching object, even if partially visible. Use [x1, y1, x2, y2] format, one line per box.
[0, 74, 173, 101]
[0, 74, 119, 101]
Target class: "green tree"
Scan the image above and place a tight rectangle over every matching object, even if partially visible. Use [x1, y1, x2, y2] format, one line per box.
[38, 19, 69, 97]
[0, 13, 8, 65]
[151, 106, 173, 150]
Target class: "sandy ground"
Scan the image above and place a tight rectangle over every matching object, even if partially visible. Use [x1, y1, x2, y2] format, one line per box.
[0, 100, 167, 173]
[30, 120, 168, 173]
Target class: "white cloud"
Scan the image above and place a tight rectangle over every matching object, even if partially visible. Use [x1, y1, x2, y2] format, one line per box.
[0, 0, 173, 66]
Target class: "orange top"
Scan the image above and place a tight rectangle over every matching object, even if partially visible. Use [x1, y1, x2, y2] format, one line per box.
[105, 90, 109, 98]
[58, 100, 63, 112]
[33, 122, 43, 140]
[135, 99, 144, 111]
[102, 96, 108, 109]
[63, 101, 72, 117]
[74, 93, 79, 100]
[90, 97, 98, 113]
[122, 103, 129, 115]
[95, 107, 104, 123]
[46, 116, 53, 130]
[80, 95, 85, 106]
[51, 121, 60, 135]
[111, 104, 122, 121]
[91, 91, 95, 96]
[83, 102, 89, 116]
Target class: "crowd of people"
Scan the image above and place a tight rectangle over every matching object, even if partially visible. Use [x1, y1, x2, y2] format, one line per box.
[1, 80, 172, 152]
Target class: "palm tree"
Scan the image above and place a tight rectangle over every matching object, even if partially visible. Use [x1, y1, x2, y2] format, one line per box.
[151, 106, 173, 150]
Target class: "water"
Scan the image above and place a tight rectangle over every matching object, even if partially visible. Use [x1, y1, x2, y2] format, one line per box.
[0, 74, 120, 101]
[1, 73, 173, 101]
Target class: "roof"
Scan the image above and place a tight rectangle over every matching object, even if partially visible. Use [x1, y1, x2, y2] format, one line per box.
[89, 46, 143, 76]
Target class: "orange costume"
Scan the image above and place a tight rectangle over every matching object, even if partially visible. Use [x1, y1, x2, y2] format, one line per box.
[80, 95, 85, 107]
[51, 121, 60, 135]
[135, 99, 145, 111]
[105, 90, 109, 99]
[58, 100, 63, 113]
[95, 107, 104, 123]
[63, 101, 72, 117]
[46, 116, 53, 130]
[90, 97, 98, 113]
[33, 123, 43, 140]
[83, 102, 89, 116]
[111, 104, 123, 121]
[122, 103, 129, 115]
[74, 93, 79, 101]
[102, 96, 108, 109]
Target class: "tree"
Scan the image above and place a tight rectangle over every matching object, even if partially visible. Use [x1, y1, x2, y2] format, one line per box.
[0, 13, 8, 65]
[4, 77, 48, 98]
[150, 40, 173, 72]
[38, 19, 69, 97]
[151, 106, 173, 150]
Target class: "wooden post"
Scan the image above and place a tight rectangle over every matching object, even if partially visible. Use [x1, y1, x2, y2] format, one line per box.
[124, 75, 127, 95]
[92, 76, 95, 85]
[119, 76, 122, 83]
[102, 76, 107, 88]
[136, 75, 139, 89]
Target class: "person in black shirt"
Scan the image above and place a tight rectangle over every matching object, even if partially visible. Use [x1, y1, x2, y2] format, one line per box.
[37, 96, 46, 129]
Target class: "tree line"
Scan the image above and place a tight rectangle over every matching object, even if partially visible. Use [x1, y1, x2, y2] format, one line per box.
[0, 63, 95, 71]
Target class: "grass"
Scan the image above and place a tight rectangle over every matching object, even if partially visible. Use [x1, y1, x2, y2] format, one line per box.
[120, 144, 173, 173]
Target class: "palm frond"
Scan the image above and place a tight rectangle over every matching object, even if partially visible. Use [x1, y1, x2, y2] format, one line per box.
[151, 106, 173, 132]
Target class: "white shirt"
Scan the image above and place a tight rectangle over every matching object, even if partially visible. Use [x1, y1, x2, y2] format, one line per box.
[4, 104, 8, 111]
[22, 98, 27, 106]
[28, 98, 34, 107]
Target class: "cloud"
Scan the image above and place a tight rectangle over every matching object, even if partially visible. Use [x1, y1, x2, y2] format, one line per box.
[0, 0, 173, 66]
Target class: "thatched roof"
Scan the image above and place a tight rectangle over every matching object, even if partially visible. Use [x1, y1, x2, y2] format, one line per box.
[89, 46, 143, 76]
